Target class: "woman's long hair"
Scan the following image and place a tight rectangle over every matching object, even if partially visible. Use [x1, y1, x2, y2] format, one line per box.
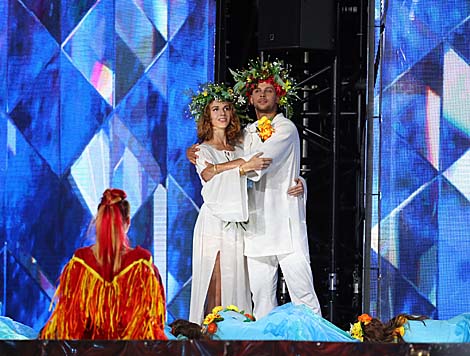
[197, 100, 242, 144]
[363, 314, 428, 343]
[94, 188, 130, 280]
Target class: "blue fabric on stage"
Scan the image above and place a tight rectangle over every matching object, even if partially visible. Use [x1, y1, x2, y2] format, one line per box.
[3, 305, 470, 343]
[164, 324, 177, 340]
[404, 314, 470, 343]
[212, 303, 357, 342]
[0, 316, 38, 339]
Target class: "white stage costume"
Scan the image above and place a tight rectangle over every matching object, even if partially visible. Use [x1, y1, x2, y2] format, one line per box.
[243, 113, 322, 319]
[189, 143, 252, 324]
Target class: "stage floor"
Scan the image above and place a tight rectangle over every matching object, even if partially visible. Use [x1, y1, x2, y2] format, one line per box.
[1, 340, 469, 356]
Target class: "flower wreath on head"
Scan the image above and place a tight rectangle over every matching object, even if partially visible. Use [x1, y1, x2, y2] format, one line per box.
[202, 304, 256, 336]
[186, 82, 249, 124]
[229, 58, 300, 114]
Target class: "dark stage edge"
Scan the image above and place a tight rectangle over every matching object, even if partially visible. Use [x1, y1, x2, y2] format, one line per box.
[1, 340, 470, 355]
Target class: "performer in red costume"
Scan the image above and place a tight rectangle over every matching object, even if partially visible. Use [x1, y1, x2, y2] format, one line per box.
[40, 188, 167, 340]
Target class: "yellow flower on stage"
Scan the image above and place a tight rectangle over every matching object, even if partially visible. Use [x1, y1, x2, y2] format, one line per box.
[395, 326, 405, 337]
[226, 304, 239, 312]
[257, 116, 275, 142]
[349, 313, 373, 342]
[203, 312, 221, 325]
[212, 306, 223, 314]
[203, 313, 215, 325]
[349, 321, 364, 342]
[202, 304, 256, 338]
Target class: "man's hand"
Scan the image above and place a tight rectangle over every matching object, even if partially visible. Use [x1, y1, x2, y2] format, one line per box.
[242, 152, 272, 172]
[287, 178, 304, 197]
[186, 144, 200, 165]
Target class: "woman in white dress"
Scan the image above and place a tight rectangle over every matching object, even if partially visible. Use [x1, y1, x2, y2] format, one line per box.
[188, 83, 272, 324]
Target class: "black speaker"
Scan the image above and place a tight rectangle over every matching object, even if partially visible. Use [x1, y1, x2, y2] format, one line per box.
[257, 0, 336, 51]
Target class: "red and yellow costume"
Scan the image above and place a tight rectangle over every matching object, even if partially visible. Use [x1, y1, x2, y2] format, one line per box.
[40, 245, 167, 340]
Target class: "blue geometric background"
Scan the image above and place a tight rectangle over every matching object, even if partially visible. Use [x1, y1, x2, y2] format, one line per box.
[10, 0, 470, 331]
[372, 0, 470, 320]
[0, 0, 213, 330]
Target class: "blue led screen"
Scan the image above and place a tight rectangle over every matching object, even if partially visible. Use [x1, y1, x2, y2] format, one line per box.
[371, 0, 470, 320]
[0, 0, 214, 330]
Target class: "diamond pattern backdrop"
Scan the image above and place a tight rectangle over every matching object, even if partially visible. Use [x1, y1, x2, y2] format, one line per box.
[372, 0, 470, 320]
[0, 0, 214, 330]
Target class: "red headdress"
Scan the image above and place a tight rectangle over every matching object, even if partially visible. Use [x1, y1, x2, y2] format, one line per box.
[96, 188, 130, 281]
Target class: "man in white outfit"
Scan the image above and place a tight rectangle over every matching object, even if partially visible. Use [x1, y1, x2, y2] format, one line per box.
[230, 59, 322, 319]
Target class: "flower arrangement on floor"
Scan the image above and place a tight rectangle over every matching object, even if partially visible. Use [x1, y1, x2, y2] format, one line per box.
[349, 313, 407, 342]
[349, 313, 372, 341]
[202, 305, 256, 335]
[393, 315, 406, 339]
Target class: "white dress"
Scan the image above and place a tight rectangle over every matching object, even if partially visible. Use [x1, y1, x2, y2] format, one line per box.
[189, 143, 253, 324]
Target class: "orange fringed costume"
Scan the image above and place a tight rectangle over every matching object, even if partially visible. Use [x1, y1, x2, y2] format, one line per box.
[40, 246, 167, 340]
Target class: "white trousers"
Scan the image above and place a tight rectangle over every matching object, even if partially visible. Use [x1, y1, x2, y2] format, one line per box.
[247, 248, 322, 320]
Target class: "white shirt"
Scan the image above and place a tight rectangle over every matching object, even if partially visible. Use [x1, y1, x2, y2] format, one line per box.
[242, 113, 309, 258]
